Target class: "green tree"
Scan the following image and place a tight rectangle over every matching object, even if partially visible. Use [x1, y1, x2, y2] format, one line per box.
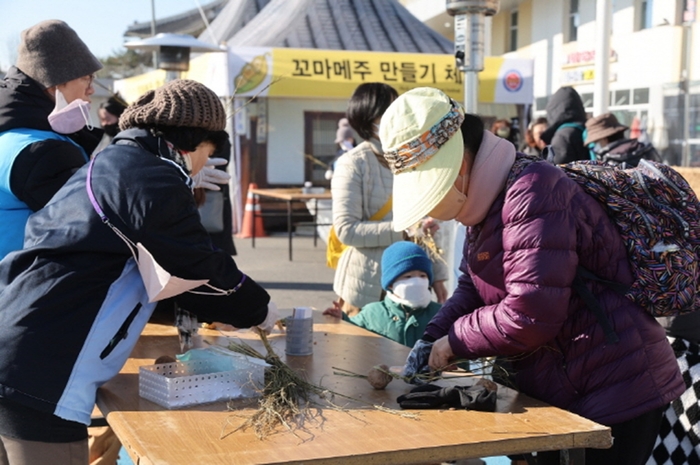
[97, 48, 154, 79]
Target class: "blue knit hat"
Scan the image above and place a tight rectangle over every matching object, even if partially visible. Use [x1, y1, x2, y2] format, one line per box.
[381, 241, 433, 290]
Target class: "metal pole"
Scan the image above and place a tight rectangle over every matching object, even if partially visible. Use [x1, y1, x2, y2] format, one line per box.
[593, 0, 612, 115]
[464, 72, 479, 114]
[682, 22, 693, 166]
[151, 0, 158, 68]
[463, 12, 484, 114]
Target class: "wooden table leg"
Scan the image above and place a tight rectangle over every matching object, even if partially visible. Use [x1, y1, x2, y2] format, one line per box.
[561, 448, 585, 464]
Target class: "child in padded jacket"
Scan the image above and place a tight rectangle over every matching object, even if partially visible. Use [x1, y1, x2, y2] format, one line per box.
[324, 241, 441, 347]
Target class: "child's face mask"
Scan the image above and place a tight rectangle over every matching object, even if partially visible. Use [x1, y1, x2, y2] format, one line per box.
[48, 88, 93, 134]
[389, 276, 432, 309]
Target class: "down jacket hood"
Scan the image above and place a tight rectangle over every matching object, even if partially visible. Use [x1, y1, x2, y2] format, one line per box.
[541, 87, 587, 144]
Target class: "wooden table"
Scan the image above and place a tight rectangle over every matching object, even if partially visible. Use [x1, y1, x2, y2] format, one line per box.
[97, 314, 611, 465]
[249, 188, 332, 261]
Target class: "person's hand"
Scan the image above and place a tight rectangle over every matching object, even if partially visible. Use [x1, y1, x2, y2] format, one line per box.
[421, 217, 440, 236]
[402, 339, 435, 384]
[433, 279, 448, 304]
[256, 302, 279, 335]
[202, 321, 238, 331]
[429, 335, 456, 372]
[323, 300, 343, 318]
[191, 158, 231, 190]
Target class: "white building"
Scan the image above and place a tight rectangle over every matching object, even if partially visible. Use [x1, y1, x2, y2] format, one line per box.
[403, 0, 700, 165]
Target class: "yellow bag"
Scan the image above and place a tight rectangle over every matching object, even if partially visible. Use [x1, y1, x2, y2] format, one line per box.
[326, 196, 393, 269]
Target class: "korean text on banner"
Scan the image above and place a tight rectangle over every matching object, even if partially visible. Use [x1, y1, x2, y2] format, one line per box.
[228, 47, 465, 100]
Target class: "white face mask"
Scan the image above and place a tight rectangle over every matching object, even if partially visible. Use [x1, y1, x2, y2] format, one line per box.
[134, 242, 209, 303]
[48, 88, 93, 134]
[388, 276, 432, 309]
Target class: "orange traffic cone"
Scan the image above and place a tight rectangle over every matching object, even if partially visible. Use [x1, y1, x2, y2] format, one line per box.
[237, 183, 267, 238]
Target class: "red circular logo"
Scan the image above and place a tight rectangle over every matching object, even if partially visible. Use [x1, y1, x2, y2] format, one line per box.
[503, 70, 523, 92]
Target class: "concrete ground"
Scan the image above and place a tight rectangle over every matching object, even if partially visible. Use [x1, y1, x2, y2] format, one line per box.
[232, 232, 337, 312]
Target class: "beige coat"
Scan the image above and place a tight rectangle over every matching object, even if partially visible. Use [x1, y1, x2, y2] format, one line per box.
[331, 140, 447, 308]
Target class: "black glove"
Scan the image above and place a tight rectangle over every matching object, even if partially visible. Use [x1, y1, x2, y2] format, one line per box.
[401, 339, 435, 384]
[396, 383, 497, 412]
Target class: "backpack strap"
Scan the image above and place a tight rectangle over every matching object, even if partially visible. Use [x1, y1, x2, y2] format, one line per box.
[369, 195, 393, 221]
[572, 266, 622, 344]
[505, 154, 541, 191]
[556, 122, 596, 161]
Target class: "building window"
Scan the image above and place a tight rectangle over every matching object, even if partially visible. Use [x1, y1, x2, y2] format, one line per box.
[639, 0, 653, 30]
[612, 89, 631, 106]
[567, 0, 580, 42]
[580, 92, 594, 109]
[633, 88, 650, 104]
[509, 10, 519, 52]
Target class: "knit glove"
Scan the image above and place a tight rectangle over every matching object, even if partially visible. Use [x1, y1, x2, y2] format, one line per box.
[191, 158, 231, 190]
[401, 339, 435, 384]
[396, 383, 497, 411]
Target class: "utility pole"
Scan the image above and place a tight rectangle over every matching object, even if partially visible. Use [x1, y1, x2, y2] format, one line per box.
[593, 0, 612, 115]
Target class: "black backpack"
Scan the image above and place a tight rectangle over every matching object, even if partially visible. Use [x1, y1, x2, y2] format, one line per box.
[595, 139, 661, 168]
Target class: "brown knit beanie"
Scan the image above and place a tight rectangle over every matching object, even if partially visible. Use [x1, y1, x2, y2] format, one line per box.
[119, 79, 226, 132]
[16, 20, 102, 88]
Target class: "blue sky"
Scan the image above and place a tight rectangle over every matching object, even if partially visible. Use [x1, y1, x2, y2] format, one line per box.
[0, 0, 212, 70]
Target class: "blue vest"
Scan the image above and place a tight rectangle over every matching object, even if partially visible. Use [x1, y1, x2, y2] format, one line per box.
[0, 128, 87, 259]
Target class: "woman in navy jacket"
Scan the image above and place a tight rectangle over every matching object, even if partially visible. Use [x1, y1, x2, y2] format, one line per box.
[0, 80, 274, 464]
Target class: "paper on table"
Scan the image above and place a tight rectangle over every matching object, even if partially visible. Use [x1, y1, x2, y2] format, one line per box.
[292, 307, 313, 319]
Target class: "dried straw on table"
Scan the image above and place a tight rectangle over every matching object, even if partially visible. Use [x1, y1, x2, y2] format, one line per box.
[221, 331, 414, 440]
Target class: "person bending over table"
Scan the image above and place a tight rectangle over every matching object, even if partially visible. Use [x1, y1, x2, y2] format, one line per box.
[381, 87, 683, 465]
[0, 80, 277, 465]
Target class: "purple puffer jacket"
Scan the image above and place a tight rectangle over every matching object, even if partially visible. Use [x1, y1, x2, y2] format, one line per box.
[425, 158, 684, 426]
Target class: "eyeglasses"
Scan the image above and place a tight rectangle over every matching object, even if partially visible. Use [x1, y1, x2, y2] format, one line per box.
[81, 74, 95, 88]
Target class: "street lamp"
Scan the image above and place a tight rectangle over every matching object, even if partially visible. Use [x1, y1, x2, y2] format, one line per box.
[124, 33, 225, 81]
[446, 0, 500, 113]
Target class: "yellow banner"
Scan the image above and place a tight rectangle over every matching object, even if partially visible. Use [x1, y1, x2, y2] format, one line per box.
[114, 48, 533, 105]
[268, 48, 464, 100]
[113, 70, 167, 104]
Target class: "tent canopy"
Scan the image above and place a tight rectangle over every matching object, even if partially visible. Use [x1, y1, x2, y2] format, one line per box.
[212, 0, 453, 53]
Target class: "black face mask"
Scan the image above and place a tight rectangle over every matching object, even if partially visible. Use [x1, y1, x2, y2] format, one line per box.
[103, 123, 119, 138]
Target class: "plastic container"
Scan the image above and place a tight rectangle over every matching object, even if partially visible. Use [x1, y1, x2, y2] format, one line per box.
[139, 350, 267, 409]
